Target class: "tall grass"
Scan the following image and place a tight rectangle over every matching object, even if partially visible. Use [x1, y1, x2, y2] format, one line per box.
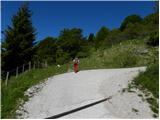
[1, 65, 68, 118]
[134, 62, 159, 117]
[79, 39, 150, 69]
[134, 62, 159, 98]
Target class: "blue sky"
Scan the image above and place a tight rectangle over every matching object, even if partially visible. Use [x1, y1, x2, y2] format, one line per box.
[1, 1, 155, 41]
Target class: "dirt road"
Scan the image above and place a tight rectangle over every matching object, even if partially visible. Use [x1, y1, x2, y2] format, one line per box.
[17, 67, 153, 119]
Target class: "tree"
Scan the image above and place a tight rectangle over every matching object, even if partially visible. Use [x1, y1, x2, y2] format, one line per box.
[87, 33, 95, 49]
[35, 37, 57, 64]
[120, 14, 142, 31]
[95, 26, 109, 49]
[143, 13, 159, 25]
[57, 28, 85, 58]
[147, 31, 159, 47]
[142, 2, 159, 37]
[2, 3, 36, 71]
[88, 33, 95, 43]
[103, 29, 122, 47]
[122, 22, 143, 39]
[55, 47, 69, 64]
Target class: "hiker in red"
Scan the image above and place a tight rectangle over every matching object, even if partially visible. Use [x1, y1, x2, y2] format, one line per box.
[73, 57, 80, 73]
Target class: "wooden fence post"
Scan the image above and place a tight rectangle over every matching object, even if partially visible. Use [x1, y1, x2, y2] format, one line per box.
[41, 62, 44, 68]
[45, 60, 48, 68]
[16, 67, 18, 78]
[37, 61, 39, 68]
[38, 61, 40, 68]
[29, 61, 31, 71]
[22, 64, 25, 72]
[33, 62, 36, 69]
[5, 72, 9, 86]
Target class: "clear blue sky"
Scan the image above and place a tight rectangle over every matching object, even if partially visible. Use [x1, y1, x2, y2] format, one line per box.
[1, 1, 155, 41]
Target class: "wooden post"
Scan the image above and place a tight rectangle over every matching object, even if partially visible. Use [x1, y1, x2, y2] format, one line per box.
[5, 72, 9, 86]
[22, 64, 25, 72]
[38, 61, 40, 68]
[41, 62, 45, 68]
[37, 61, 39, 68]
[16, 67, 18, 78]
[45, 60, 48, 68]
[41, 62, 43, 68]
[33, 62, 35, 69]
[29, 61, 31, 71]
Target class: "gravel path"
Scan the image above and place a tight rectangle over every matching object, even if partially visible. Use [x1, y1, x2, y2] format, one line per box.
[16, 67, 153, 119]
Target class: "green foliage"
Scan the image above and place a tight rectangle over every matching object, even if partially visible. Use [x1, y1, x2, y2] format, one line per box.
[103, 29, 122, 47]
[55, 47, 70, 64]
[102, 41, 143, 68]
[142, 11, 159, 39]
[35, 37, 57, 64]
[2, 3, 36, 71]
[77, 40, 92, 58]
[134, 62, 159, 98]
[58, 28, 85, 58]
[102, 12, 158, 49]
[95, 26, 109, 49]
[147, 31, 159, 47]
[134, 62, 159, 116]
[102, 13, 157, 48]
[88, 33, 95, 43]
[120, 14, 142, 31]
[79, 39, 149, 70]
[143, 13, 159, 25]
[122, 23, 143, 39]
[112, 50, 138, 67]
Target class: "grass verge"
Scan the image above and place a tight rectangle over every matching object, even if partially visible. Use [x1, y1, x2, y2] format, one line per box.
[1, 64, 67, 118]
[134, 62, 159, 117]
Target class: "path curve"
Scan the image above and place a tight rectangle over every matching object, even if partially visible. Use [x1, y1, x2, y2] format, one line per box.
[17, 67, 153, 119]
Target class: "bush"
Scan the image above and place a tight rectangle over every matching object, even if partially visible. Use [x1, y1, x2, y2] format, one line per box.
[102, 42, 142, 68]
[147, 31, 159, 46]
[120, 14, 142, 31]
[77, 51, 88, 58]
[56, 52, 70, 65]
[112, 50, 138, 67]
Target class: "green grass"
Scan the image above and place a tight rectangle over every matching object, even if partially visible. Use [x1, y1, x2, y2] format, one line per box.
[134, 62, 159, 116]
[134, 62, 159, 98]
[147, 97, 159, 116]
[79, 38, 152, 69]
[1, 38, 159, 118]
[1, 65, 68, 118]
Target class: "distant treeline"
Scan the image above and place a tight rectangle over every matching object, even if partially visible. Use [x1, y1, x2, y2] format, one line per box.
[1, 2, 159, 75]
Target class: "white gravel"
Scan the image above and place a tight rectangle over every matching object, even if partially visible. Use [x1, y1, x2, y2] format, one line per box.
[16, 67, 154, 119]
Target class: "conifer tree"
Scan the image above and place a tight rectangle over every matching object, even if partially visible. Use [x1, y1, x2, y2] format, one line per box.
[2, 3, 36, 71]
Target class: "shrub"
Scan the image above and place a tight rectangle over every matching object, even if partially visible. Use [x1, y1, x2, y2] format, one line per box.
[147, 31, 159, 46]
[56, 52, 70, 65]
[134, 62, 159, 98]
[113, 50, 138, 67]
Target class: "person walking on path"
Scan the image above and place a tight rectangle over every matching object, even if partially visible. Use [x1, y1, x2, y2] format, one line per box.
[73, 57, 80, 73]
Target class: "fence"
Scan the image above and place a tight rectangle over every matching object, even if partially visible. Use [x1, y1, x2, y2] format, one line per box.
[3, 60, 48, 86]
